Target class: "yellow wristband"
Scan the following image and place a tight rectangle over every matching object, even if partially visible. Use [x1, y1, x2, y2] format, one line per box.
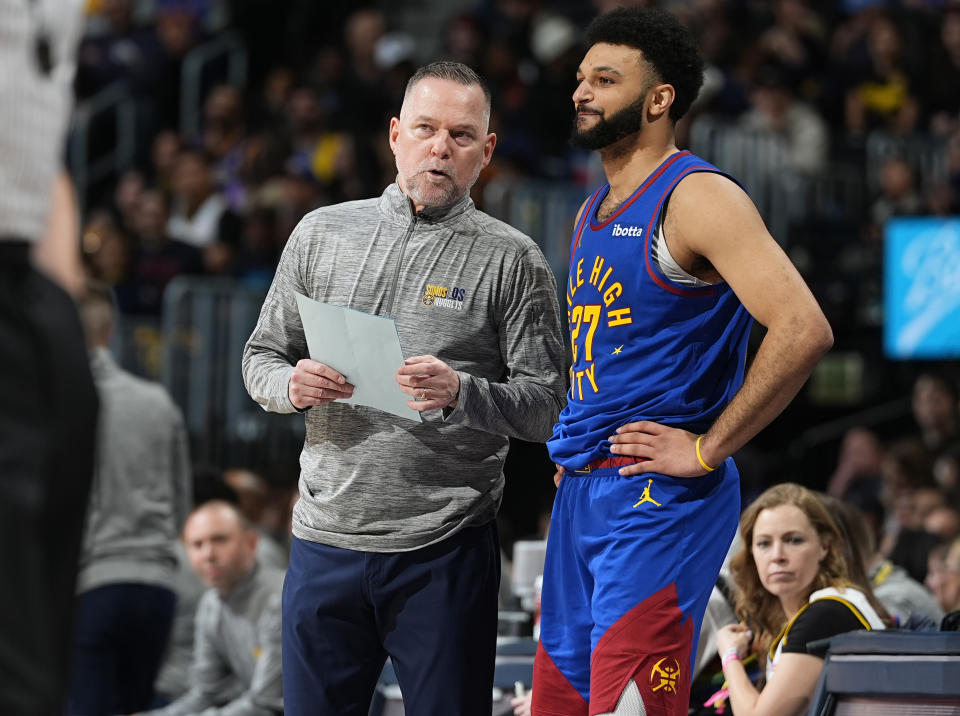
[696, 435, 716, 472]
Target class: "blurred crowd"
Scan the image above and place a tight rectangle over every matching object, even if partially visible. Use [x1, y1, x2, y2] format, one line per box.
[69, 0, 960, 628]
[74, 0, 960, 320]
[67, 0, 960, 676]
[826, 372, 960, 615]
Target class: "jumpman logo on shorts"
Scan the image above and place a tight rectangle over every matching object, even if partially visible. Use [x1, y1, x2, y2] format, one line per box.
[633, 479, 661, 508]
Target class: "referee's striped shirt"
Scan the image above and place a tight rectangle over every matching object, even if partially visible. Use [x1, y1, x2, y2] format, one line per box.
[0, 0, 82, 243]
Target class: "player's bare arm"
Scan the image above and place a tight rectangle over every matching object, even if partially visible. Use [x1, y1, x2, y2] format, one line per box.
[610, 171, 833, 476]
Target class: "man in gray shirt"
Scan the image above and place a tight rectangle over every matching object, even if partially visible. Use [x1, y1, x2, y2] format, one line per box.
[69, 282, 191, 715]
[242, 61, 566, 715]
[143, 500, 283, 716]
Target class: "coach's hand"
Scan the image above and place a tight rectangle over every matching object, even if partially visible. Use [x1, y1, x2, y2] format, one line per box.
[396, 355, 460, 411]
[288, 358, 354, 409]
[608, 422, 716, 478]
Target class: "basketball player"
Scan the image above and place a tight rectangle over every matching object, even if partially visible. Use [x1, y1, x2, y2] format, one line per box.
[532, 8, 833, 715]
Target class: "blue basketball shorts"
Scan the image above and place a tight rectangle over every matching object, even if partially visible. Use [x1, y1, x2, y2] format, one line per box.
[532, 462, 739, 715]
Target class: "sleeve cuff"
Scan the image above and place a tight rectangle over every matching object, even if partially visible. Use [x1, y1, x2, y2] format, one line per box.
[441, 371, 470, 423]
[280, 366, 306, 414]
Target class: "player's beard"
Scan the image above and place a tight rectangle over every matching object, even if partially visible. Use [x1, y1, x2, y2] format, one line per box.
[570, 93, 647, 151]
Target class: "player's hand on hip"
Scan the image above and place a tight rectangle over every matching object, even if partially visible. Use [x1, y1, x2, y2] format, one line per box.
[288, 358, 354, 409]
[396, 354, 460, 411]
[607, 421, 713, 477]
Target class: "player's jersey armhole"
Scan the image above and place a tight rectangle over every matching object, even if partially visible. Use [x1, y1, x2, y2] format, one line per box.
[651, 192, 714, 289]
[642, 168, 744, 297]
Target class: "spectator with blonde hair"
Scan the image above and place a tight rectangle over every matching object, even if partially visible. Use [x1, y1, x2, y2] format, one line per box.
[715, 483, 889, 716]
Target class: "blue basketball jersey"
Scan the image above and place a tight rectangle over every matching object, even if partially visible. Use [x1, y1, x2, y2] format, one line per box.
[547, 151, 753, 471]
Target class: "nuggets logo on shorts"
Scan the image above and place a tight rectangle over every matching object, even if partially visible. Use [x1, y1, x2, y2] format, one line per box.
[649, 656, 680, 694]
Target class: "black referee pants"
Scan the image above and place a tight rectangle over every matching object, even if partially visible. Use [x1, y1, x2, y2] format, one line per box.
[0, 242, 98, 716]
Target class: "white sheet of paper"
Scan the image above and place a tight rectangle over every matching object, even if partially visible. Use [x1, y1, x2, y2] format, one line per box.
[295, 293, 422, 423]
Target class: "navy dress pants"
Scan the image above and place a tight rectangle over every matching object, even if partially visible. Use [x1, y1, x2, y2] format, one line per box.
[68, 583, 177, 716]
[282, 520, 500, 716]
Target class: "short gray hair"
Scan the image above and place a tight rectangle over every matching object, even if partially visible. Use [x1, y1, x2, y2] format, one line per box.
[403, 61, 492, 113]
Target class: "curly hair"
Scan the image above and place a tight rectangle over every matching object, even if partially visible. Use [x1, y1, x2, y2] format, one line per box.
[585, 7, 704, 121]
[730, 483, 855, 653]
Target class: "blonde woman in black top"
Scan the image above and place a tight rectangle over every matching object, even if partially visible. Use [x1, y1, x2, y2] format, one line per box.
[715, 483, 889, 716]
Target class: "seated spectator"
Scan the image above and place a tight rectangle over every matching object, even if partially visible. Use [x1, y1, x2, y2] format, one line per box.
[166, 149, 242, 250]
[75, 0, 163, 99]
[924, 504, 960, 543]
[83, 210, 155, 318]
[935, 538, 960, 615]
[934, 444, 960, 501]
[924, 541, 953, 612]
[128, 189, 203, 315]
[867, 156, 923, 239]
[920, 8, 960, 136]
[843, 13, 920, 138]
[153, 471, 290, 705]
[716, 483, 889, 716]
[201, 85, 250, 210]
[913, 487, 948, 526]
[740, 62, 829, 174]
[911, 373, 960, 457]
[69, 282, 191, 716]
[877, 440, 937, 557]
[824, 494, 943, 628]
[754, 0, 828, 92]
[888, 527, 942, 585]
[139, 500, 284, 716]
[826, 426, 884, 503]
[150, 129, 183, 196]
[113, 169, 147, 237]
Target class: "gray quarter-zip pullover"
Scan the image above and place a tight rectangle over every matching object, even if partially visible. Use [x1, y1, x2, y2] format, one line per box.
[242, 182, 567, 552]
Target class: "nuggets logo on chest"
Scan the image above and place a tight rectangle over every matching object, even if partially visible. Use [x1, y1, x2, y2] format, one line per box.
[422, 283, 466, 310]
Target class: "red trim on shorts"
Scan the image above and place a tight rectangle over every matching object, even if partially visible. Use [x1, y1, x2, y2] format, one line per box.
[532, 640, 589, 716]
[589, 583, 694, 716]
